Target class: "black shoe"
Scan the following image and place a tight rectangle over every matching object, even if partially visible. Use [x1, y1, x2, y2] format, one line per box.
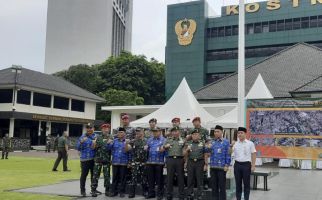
[63, 169, 71, 172]
[91, 191, 97, 197]
[146, 194, 156, 199]
[1, 158, 4, 159]
[81, 191, 86, 197]
[167, 197, 172, 200]
[128, 194, 135, 198]
[5, 157, 8, 159]
[95, 190, 102, 194]
[52, 169, 58, 172]
[120, 193, 125, 198]
[110, 192, 118, 197]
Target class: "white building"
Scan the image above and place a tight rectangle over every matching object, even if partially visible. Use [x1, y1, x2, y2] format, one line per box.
[45, 0, 133, 74]
[0, 67, 104, 148]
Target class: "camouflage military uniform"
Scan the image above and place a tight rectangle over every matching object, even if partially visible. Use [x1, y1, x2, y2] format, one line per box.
[128, 138, 148, 197]
[91, 134, 112, 194]
[188, 127, 209, 142]
[2, 136, 11, 159]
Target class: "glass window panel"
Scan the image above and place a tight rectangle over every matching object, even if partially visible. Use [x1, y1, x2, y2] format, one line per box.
[71, 99, 85, 112]
[17, 90, 31, 105]
[310, 16, 318, 28]
[269, 21, 276, 32]
[293, 18, 301, 29]
[301, 17, 309, 29]
[0, 89, 13, 103]
[277, 20, 285, 31]
[285, 19, 293, 30]
[33, 92, 51, 107]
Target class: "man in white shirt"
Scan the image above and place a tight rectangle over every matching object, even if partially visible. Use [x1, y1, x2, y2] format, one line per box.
[233, 127, 256, 200]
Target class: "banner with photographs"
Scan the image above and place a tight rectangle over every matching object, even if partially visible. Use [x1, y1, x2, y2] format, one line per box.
[246, 99, 322, 160]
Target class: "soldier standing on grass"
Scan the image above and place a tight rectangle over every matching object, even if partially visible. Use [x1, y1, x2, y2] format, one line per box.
[128, 127, 148, 198]
[52, 131, 70, 172]
[91, 123, 113, 197]
[2, 133, 11, 159]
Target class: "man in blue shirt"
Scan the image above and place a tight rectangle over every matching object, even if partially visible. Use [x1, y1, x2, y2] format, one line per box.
[76, 122, 97, 197]
[145, 127, 166, 200]
[110, 127, 131, 197]
[207, 125, 231, 200]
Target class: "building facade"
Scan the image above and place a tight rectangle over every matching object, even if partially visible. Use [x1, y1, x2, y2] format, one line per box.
[0, 67, 104, 149]
[45, 0, 133, 74]
[166, 0, 322, 97]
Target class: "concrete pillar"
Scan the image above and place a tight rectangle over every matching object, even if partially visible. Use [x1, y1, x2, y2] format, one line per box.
[38, 121, 42, 136]
[82, 124, 87, 134]
[111, 111, 121, 130]
[9, 118, 15, 137]
[46, 121, 51, 136]
[66, 123, 69, 136]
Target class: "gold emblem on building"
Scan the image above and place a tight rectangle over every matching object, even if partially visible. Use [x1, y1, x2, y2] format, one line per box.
[175, 18, 197, 46]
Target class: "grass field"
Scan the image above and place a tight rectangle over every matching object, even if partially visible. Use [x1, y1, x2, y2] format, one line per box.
[0, 156, 81, 200]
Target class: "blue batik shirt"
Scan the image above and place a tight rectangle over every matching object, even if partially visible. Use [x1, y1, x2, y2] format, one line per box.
[77, 133, 97, 161]
[208, 138, 231, 168]
[146, 136, 166, 164]
[111, 138, 130, 165]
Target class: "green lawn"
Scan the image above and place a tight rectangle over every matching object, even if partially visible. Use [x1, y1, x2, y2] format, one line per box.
[0, 156, 81, 200]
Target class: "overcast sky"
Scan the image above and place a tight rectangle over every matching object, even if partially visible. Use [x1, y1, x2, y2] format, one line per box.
[0, 0, 258, 72]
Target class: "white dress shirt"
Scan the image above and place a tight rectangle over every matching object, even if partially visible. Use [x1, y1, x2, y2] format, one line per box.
[233, 139, 256, 162]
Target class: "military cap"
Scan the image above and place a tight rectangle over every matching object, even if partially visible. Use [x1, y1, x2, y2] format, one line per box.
[238, 127, 247, 133]
[171, 117, 180, 123]
[100, 123, 111, 129]
[118, 127, 126, 132]
[191, 129, 200, 134]
[135, 127, 143, 132]
[170, 126, 180, 132]
[149, 118, 157, 123]
[192, 117, 201, 122]
[151, 127, 161, 132]
[86, 122, 94, 128]
[121, 114, 129, 120]
[214, 125, 223, 131]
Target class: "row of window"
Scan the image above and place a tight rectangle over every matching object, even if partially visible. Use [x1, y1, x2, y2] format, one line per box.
[207, 42, 322, 61]
[0, 89, 85, 112]
[207, 15, 322, 38]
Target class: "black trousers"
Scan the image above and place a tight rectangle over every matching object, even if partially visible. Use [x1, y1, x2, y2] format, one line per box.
[234, 161, 251, 200]
[187, 159, 204, 198]
[210, 168, 227, 200]
[166, 158, 185, 198]
[2, 147, 9, 159]
[111, 165, 128, 194]
[52, 149, 68, 171]
[80, 160, 94, 192]
[146, 164, 164, 197]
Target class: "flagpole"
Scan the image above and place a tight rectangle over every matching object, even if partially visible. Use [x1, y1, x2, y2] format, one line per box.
[238, 0, 245, 127]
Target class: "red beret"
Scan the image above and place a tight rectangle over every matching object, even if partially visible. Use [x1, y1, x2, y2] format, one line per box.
[100, 123, 110, 129]
[192, 117, 201, 122]
[121, 114, 129, 120]
[171, 117, 180, 123]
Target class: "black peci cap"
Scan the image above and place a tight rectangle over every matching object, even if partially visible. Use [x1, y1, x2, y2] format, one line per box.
[237, 127, 247, 133]
[214, 125, 223, 131]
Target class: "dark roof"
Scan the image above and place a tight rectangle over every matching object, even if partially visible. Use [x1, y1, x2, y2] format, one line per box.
[0, 67, 104, 102]
[194, 43, 322, 100]
[291, 75, 322, 93]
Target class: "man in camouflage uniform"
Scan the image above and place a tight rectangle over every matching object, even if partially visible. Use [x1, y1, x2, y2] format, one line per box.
[144, 118, 157, 138]
[128, 128, 148, 198]
[2, 133, 11, 159]
[165, 117, 187, 139]
[114, 114, 136, 140]
[91, 123, 113, 197]
[187, 117, 210, 190]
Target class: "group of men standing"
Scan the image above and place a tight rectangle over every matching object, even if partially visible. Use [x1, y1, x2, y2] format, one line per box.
[76, 114, 256, 200]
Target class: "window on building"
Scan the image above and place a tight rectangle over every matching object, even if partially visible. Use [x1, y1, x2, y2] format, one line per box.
[17, 90, 31, 105]
[293, 18, 301, 29]
[310, 16, 318, 28]
[232, 25, 238, 35]
[301, 17, 309, 29]
[225, 26, 232, 36]
[318, 15, 322, 27]
[211, 27, 218, 37]
[218, 27, 225, 37]
[206, 73, 233, 84]
[246, 23, 254, 34]
[69, 124, 83, 137]
[33, 92, 51, 107]
[285, 19, 293, 30]
[71, 99, 85, 112]
[269, 21, 276, 32]
[54, 96, 69, 110]
[262, 22, 269, 33]
[206, 28, 212, 37]
[277, 20, 285, 31]
[254, 23, 262, 33]
[0, 89, 13, 103]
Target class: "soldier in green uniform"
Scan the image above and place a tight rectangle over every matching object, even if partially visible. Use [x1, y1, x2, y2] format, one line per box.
[184, 129, 208, 200]
[52, 131, 70, 171]
[2, 133, 11, 159]
[163, 126, 185, 200]
[165, 117, 187, 139]
[91, 123, 113, 197]
[145, 118, 157, 138]
[128, 127, 148, 198]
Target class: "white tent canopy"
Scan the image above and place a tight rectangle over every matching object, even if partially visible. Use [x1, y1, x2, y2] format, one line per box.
[246, 73, 273, 99]
[207, 73, 274, 128]
[130, 78, 216, 128]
